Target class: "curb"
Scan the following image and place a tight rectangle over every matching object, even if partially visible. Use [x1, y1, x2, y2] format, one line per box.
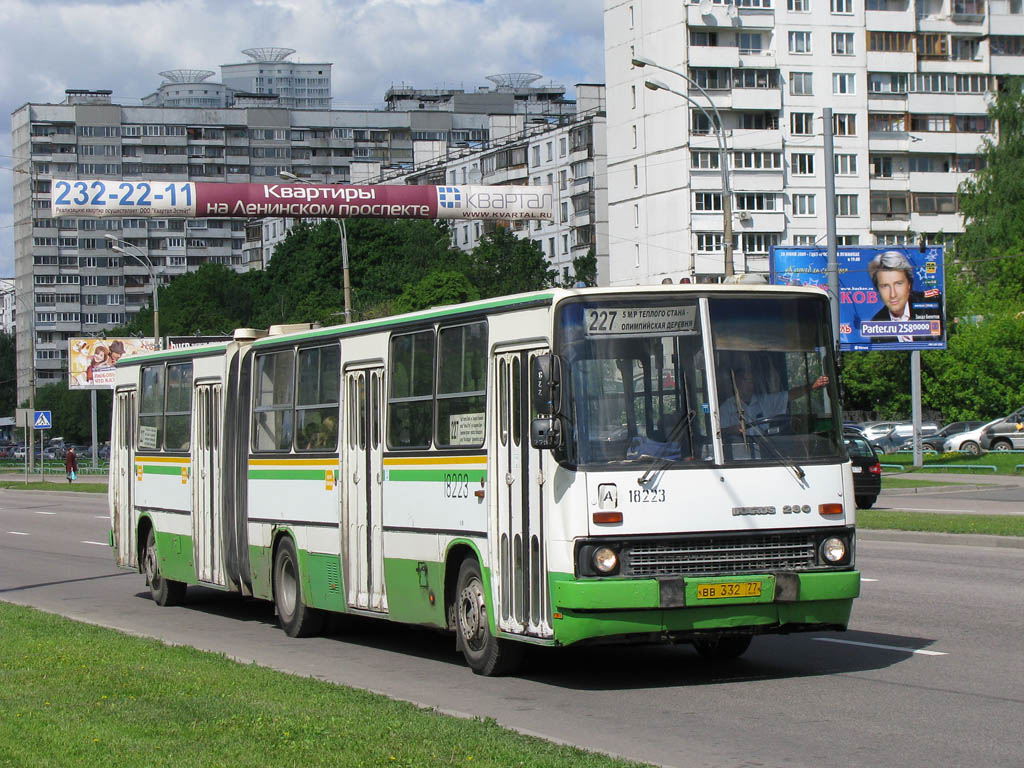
[858, 528, 1024, 549]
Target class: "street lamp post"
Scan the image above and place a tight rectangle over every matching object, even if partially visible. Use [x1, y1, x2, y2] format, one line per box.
[633, 56, 735, 278]
[280, 171, 351, 323]
[105, 235, 160, 349]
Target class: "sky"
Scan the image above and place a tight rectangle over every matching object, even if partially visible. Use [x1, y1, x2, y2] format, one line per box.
[0, 0, 606, 277]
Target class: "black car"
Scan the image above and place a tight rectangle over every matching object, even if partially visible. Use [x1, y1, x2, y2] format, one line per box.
[844, 434, 882, 509]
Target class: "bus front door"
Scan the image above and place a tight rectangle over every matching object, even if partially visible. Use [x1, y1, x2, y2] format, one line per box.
[344, 366, 387, 612]
[192, 383, 225, 586]
[493, 347, 552, 639]
[112, 390, 136, 568]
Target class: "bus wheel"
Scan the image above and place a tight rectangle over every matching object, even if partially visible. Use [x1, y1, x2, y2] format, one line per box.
[693, 635, 752, 661]
[273, 537, 323, 638]
[454, 559, 523, 676]
[143, 528, 186, 607]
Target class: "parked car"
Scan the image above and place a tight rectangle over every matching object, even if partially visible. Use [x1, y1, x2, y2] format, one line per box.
[12, 446, 26, 459]
[904, 421, 987, 452]
[844, 433, 882, 509]
[869, 421, 940, 453]
[860, 421, 899, 442]
[979, 407, 1024, 451]
[943, 418, 1004, 455]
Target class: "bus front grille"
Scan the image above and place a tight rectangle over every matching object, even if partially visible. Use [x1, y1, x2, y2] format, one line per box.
[623, 533, 818, 577]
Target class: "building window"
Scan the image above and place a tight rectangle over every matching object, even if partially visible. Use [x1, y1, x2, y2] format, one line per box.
[833, 73, 856, 94]
[788, 0, 811, 9]
[790, 72, 814, 96]
[913, 193, 958, 214]
[789, 31, 812, 53]
[836, 194, 859, 216]
[735, 193, 778, 211]
[831, 0, 853, 12]
[792, 194, 817, 216]
[793, 235, 818, 246]
[791, 152, 815, 175]
[837, 235, 860, 245]
[733, 151, 782, 169]
[869, 73, 909, 94]
[696, 233, 724, 252]
[868, 31, 914, 52]
[791, 112, 814, 135]
[694, 192, 723, 211]
[832, 32, 855, 55]
[871, 191, 910, 216]
[833, 113, 857, 136]
[690, 30, 718, 46]
[834, 153, 858, 175]
[691, 151, 720, 169]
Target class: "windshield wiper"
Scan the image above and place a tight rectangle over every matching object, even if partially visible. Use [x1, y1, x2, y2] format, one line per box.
[637, 408, 697, 485]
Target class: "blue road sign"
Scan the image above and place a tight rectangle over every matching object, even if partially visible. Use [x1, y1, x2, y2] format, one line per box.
[33, 410, 52, 429]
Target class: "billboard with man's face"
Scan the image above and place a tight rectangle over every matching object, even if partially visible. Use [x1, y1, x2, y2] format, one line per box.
[68, 337, 157, 389]
[770, 245, 946, 351]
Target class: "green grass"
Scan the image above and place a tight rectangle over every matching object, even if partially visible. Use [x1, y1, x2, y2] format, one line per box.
[0, 481, 107, 493]
[878, 452, 1024, 475]
[0, 603, 648, 768]
[858, 509, 1024, 536]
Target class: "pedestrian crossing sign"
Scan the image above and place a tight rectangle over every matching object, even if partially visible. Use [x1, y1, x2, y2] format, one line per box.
[33, 410, 52, 429]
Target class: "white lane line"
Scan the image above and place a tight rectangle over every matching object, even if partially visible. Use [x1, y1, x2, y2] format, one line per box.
[8, 531, 29, 536]
[861, 577, 879, 582]
[81, 540, 109, 547]
[94, 515, 108, 520]
[814, 637, 947, 656]
[33, 511, 57, 516]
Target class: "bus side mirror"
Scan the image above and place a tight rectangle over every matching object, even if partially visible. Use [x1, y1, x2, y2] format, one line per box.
[531, 354, 560, 416]
[531, 417, 561, 450]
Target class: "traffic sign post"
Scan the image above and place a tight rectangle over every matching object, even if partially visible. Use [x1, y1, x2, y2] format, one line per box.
[34, 411, 52, 430]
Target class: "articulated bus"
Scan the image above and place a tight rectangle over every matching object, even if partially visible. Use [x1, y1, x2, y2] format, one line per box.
[109, 285, 860, 675]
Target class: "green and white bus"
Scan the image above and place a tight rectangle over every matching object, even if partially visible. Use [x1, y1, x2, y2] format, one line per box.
[109, 285, 860, 675]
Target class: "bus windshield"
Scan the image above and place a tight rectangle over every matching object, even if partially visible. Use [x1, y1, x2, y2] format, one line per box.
[556, 294, 842, 468]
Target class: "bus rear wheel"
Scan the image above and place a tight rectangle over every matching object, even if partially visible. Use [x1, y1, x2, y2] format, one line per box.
[454, 559, 523, 676]
[693, 634, 752, 661]
[273, 537, 323, 638]
[143, 528, 186, 607]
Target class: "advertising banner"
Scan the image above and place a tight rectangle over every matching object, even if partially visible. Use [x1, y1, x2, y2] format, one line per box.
[166, 335, 233, 350]
[68, 337, 157, 389]
[769, 245, 946, 351]
[51, 181, 553, 221]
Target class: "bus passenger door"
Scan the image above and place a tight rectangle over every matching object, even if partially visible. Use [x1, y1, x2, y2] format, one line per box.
[192, 383, 225, 586]
[112, 390, 136, 568]
[493, 347, 552, 639]
[344, 366, 387, 612]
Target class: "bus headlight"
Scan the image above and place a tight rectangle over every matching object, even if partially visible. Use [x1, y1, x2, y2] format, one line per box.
[820, 537, 847, 563]
[593, 547, 619, 574]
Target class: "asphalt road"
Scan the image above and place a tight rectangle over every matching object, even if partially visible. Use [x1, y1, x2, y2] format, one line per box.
[877, 472, 1024, 516]
[1, 488, 1022, 768]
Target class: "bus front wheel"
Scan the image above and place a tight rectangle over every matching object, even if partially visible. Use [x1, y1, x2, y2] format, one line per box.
[143, 528, 186, 607]
[454, 559, 523, 676]
[273, 537, 324, 638]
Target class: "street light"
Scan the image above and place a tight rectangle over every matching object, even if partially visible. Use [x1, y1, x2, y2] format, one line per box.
[633, 56, 735, 278]
[105, 235, 161, 349]
[280, 171, 352, 323]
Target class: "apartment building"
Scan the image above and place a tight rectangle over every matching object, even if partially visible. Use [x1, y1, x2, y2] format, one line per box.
[11, 77, 590, 401]
[379, 84, 610, 286]
[0, 278, 14, 335]
[604, 0, 1024, 284]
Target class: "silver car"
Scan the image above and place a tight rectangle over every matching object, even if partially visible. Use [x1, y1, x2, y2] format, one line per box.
[943, 418, 1004, 455]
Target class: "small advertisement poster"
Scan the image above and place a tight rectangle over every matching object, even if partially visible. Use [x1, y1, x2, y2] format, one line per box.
[68, 337, 157, 390]
[769, 245, 946, 352]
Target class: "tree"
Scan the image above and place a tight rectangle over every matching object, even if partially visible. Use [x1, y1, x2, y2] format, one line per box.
[957, 76, 1024, 293]
[0, 331, 16, 416]
[467, 228, 557, 297]
[565, 247, 598, 287]
[391, 269, 481, 315]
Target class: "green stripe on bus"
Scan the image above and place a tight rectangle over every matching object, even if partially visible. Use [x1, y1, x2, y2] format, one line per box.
[387, 469, 487, 483]
[143, 465, 187, 476]
[248, 469, 338, 480]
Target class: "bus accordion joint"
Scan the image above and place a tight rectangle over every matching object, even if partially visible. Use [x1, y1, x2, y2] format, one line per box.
[819, 503, 844, 516]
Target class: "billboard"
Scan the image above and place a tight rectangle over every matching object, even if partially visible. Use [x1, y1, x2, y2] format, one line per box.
[770, 245, 946, 351]
[51, 181, 554, 221]
[69, 337, 157, 389]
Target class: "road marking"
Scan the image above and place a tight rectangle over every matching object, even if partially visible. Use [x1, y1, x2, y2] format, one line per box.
[861, 577, 879, 582]
[81, 540, 108, 547]
[8, 531, 29, 536]
[814, 638, 947, 656]
[33, 511, 57, 516]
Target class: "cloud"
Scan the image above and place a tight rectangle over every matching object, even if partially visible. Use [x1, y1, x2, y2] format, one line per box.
[0, 0, 606, 275]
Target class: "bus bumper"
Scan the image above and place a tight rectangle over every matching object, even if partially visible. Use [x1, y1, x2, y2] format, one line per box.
[548, 570, 860, 647]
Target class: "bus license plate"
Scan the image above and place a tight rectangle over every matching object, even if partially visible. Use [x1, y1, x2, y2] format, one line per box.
[696, 582, 762, 600]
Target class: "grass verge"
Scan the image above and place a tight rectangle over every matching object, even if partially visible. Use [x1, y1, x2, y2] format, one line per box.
[858, 509, 1024, 537]
[0, 481, 107, 493]
[878, 452, 1024, 474]
[0, 602, 647, 768]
